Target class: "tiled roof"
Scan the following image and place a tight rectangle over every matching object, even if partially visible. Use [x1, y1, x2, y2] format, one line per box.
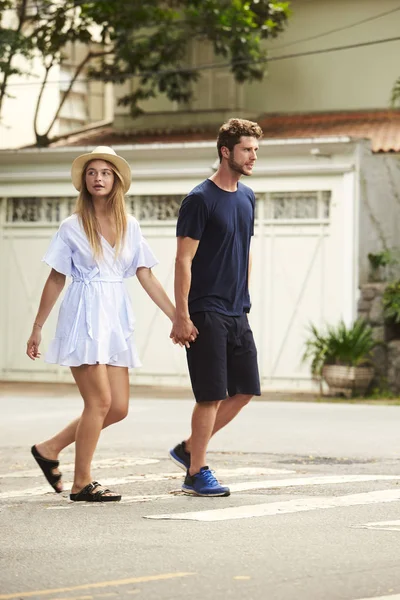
[48, 110, 400, 153]
[258, 110, 400, 153]
[48, 124, 218, 148]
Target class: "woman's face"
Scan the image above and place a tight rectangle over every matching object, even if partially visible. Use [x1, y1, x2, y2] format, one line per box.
[85, 160, 115, 198]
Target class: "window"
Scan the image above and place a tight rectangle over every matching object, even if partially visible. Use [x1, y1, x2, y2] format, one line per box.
[262, 191, 331, 221]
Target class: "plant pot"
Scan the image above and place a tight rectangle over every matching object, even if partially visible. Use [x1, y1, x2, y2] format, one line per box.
[322, 365, 375, 398]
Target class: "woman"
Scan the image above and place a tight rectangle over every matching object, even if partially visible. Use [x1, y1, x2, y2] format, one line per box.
[26, 146, 179, 502]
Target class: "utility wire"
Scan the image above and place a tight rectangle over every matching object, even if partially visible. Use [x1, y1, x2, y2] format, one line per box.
[3, 3, 400, 88]
[4, 35, 400, 88]
[272, 5, 400, 50]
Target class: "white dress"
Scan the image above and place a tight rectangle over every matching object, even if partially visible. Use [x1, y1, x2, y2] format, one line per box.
[43, 213, 158, 368]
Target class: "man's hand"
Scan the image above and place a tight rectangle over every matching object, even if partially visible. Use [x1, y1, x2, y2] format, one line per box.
[170, 316, 199, 348]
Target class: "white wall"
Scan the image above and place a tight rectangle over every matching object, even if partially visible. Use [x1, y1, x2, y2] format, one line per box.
[245, 0, 400, 113]
[0, 140, 360, 391]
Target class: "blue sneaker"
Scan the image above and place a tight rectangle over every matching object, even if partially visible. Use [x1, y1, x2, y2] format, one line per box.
[169, 441, 191, 471]
[182, 466, 230, 497]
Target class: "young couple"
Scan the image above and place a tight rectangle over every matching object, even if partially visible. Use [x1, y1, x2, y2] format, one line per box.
[27, 118, 262, 502]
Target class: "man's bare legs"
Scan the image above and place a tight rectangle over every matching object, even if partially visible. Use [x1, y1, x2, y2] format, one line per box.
[187, 394, 253, 474]
[34, 365, 129, 492]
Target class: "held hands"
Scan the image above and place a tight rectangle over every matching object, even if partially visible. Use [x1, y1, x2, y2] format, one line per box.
[26, 324, 42, 360]
[170, 316, 199, 348]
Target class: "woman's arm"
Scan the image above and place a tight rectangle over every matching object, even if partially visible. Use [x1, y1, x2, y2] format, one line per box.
[26, 269, 66, 360]
[136, 267, 176, 322]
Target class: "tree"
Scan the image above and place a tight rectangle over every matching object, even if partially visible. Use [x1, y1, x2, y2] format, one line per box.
[0, 1, 290, 147]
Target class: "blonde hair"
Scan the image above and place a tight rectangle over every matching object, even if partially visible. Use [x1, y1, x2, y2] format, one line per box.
[74, 160, 127, 259]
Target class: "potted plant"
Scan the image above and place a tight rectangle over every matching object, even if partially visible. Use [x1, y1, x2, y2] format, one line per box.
[367, 249, 397, 282]
[303, 319, 378, 397]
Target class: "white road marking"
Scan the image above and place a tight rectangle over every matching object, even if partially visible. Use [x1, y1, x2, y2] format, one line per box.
[0, 467, 293, 500]
[228, 474, 400, 492]
[2, 472, 399, 504]
[0, 457, 160, 479]
[144, 488, 400, 521]
[354, 519, 400, 532]
[355, 595, 400, 600]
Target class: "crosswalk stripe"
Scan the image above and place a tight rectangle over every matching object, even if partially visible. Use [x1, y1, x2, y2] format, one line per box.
[0, 467, 292, 500]
[354, 519, 400, 532]
[228, 474, 400, 493]
[0, 457, 160, 479]
[144, 488, 400, 521]
[2, 473, 399, 503]
[356, 595, 400, 600]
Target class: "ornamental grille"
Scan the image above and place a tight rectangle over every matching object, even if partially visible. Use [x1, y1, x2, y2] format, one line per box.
[5, 196, 183, 223]
[268, 191, 331, 220]
[5, 192, 331, 223]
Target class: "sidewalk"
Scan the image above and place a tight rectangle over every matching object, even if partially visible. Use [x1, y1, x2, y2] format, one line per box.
[0, 380, 322, 401]
[0, 380, 193, 399]
[1, 380, 396, 403]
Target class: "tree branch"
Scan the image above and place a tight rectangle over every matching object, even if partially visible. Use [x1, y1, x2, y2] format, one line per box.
[0, 0, 28, 115]
[36, 49, 112, 145]
[33, 58, 54, 143]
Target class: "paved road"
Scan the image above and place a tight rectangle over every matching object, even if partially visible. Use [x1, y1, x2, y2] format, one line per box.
[1, 391, 400, 600]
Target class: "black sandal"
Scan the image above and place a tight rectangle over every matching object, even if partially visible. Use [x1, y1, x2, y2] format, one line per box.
[70, 481, 122, 502]
[31, 444, 63, 493]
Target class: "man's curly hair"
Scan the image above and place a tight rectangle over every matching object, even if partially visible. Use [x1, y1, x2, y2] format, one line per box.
[217, 118, 263, 161]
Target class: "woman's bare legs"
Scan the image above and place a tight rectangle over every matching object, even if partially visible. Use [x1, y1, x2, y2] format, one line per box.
[70, 364, 113, 493]
[35, 365, 130, 492]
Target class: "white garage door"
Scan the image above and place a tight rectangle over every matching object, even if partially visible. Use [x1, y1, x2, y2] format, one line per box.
[0, 178, 354, 391]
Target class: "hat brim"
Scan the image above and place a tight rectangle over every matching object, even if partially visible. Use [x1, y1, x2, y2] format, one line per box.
[71, 152, 132, 194]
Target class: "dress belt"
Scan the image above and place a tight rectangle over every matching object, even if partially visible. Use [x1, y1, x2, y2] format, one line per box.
[71, 267, 123, 341]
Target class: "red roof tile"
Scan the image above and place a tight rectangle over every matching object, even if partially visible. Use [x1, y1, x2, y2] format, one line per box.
[48, 110, 400, 153]
[258, 110, 400, 153]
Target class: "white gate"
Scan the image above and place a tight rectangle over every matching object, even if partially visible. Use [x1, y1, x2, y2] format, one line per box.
[0, 175, 355, 390]
[250, 174, 356, 391]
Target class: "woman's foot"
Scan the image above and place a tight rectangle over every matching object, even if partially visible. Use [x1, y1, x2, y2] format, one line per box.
[31, 444, 63, 493]
[70, 481, 121, 502]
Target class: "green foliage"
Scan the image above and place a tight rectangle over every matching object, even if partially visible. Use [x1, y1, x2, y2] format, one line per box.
[383, 280, 400, 324]
[368, 249, 396, 270]
[391, 75, 400, 107]
[82, 0, 290, 116]
[303, 319, 379, 377]
[0, 1, 291, 136]
[0, 0, 94, 115]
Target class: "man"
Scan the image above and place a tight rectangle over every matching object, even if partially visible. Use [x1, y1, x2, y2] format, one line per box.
[170, 118, 262, 497]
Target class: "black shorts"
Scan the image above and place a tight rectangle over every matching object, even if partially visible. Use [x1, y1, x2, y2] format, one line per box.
[186, 311, 261, 403]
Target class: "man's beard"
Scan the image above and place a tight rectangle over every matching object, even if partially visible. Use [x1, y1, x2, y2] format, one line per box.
[228, 155, 250, 177]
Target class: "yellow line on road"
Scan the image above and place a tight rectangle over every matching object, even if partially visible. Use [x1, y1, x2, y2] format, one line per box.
[0, 572, 195, 599]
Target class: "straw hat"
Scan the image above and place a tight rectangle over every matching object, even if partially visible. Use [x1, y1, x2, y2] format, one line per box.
[71, 146, 132, 193]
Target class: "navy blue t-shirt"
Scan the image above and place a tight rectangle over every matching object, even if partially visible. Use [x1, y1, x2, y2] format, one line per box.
[176, 178, 255, 316]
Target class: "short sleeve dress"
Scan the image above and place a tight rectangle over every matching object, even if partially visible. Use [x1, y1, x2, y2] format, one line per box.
[43, 214, 158, 368]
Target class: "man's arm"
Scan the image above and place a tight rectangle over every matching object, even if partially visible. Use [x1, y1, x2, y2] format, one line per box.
[170, 236, 199, 346]
[248, 249, 253, 285]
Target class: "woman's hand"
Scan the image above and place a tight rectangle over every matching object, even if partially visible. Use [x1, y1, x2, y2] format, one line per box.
[170, 316, 198, 348]
[26, 325, 42, 360]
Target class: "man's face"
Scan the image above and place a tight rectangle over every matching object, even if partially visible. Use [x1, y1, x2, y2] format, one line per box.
[227, 136, 259, 177]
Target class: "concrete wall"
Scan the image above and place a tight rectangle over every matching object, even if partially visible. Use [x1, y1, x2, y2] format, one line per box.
[114, 0, 400, 127]
[358, 145, 400, 284]
[246, 0, 400, 113]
